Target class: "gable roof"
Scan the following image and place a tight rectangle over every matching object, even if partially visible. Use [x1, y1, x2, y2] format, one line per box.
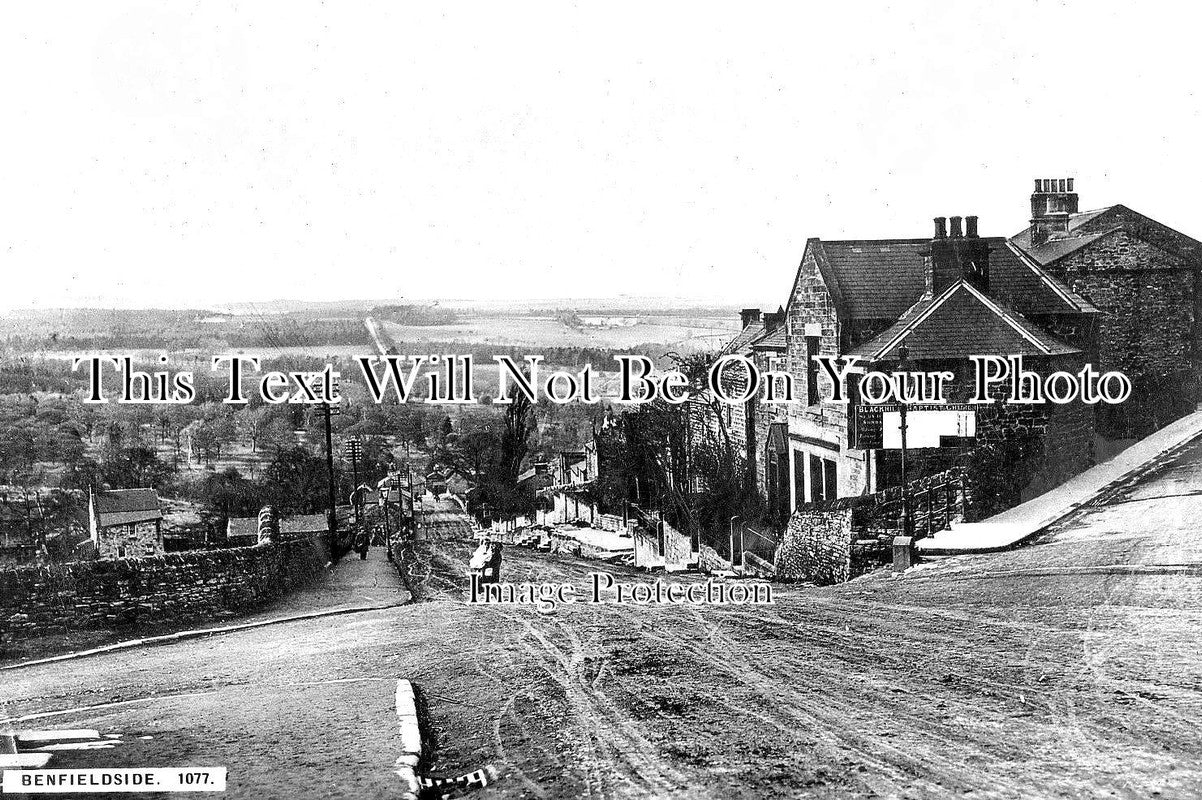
[807, 236, 1095, 321]
[846, 280, 1080, 362]
[93, 488, 162, 527]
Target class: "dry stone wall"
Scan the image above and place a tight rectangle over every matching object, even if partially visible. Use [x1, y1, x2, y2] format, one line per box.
[0, 537, 326, 645]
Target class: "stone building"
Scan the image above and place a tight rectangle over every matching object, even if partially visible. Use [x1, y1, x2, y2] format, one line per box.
[88, 487, 164, 559]
[718, 211, 1101, 529]
[1010, 179, 1202, 437]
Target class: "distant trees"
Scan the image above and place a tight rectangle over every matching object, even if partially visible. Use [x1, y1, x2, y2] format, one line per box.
[195, 468, 259, 520]
[263, 447, 331, 515]
[101, 444, 177, 491]
[0, 396, 88, 483]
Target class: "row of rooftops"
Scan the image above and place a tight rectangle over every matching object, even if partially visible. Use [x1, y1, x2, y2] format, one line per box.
[725, 179, 1202, 364]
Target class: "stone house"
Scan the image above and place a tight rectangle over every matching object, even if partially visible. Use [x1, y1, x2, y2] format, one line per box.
[1010, 179, 1202, 438]
[88, 487, 164, 559]
[719, 210, 1101, 529]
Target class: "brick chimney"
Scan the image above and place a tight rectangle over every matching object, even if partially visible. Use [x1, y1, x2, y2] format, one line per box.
[762, 305, 786, 331]
[962, 214, 989, 293]
[739, 308, 762, 329]
[926, 215, 991, 296]
[1029, 177, 1078, 246]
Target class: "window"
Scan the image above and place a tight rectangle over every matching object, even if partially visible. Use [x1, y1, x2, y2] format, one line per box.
[809, 454, 839, 502]
[793, 451, 806, 509]
[824, 459, 838, 500]
[806, 336, 820, 405]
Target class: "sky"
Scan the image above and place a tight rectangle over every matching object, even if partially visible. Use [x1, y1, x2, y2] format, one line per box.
[2, 1, 1201, 310]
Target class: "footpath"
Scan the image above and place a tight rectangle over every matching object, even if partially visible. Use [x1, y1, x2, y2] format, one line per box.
[3, 545, 407, 671]
[919, 407, 1202, 554]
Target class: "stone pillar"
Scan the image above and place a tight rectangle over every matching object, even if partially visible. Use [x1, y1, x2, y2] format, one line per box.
[257, 506, 280, 545]
[892, 536, 914, 571]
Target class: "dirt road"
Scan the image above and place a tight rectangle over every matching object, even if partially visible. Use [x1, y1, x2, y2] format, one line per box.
[5, 446, 1202, 798]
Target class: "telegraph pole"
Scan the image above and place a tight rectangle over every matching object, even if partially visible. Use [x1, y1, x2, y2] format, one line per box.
[323, 401, 338, 556]
[897, 343, 910, 538]
[314, 374, 342, 560]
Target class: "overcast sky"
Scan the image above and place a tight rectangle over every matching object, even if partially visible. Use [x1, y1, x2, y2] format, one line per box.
[2, 1, 1200, 310]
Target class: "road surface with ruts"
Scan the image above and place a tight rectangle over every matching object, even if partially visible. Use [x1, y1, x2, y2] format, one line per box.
[5, 444, 1202, 798]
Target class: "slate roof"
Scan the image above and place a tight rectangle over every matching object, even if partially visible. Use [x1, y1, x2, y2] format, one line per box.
[280, 514, 329, 535]
[750, 327, 787, 350]
[227, 513, 329, 542]
[813, 237, 1095, 320]
[817, 238, 929, 320]
[226, 517, 260, 542]
[93, 488, 162, 527]
[1016, 230, 1117, 266]
[720, 321, 765, 355]
[1009, 207, 1114, 252]
[846, 281, 1080, 362]
[991, 242, 1100, 314]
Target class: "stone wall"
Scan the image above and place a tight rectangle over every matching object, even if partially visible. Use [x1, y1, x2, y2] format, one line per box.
[775, 469, 966, 585]
[775, 506, 853, 585]
[631, 515, 691, 570]
[662, 519, 693, 567]
[697, 544, 730, 573]
[0, 536, 326, 644]
[597, 513, 630, 533]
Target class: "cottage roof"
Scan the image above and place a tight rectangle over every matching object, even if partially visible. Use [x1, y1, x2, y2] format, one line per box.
[1011, 204, 1202, 265]
[750, 326, 787, 351]
[1009, 207, 1113, 254]
[719, 321, 765, 355]
[812, 237, 1096, 321]
[93, 488, 162, 527]
[846, 280, 1080, 362]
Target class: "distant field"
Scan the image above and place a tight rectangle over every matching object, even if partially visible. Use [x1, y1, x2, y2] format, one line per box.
[378, 314, 738, 352]
[3, 302, 743, 365]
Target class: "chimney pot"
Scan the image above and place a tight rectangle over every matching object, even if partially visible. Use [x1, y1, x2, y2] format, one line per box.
[933, 217, 947, 239]
[949, 216, 963, 238]
[965, 215, 979, 238]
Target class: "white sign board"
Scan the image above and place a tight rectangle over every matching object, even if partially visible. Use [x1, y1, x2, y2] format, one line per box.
[881, 409, 975, 450]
